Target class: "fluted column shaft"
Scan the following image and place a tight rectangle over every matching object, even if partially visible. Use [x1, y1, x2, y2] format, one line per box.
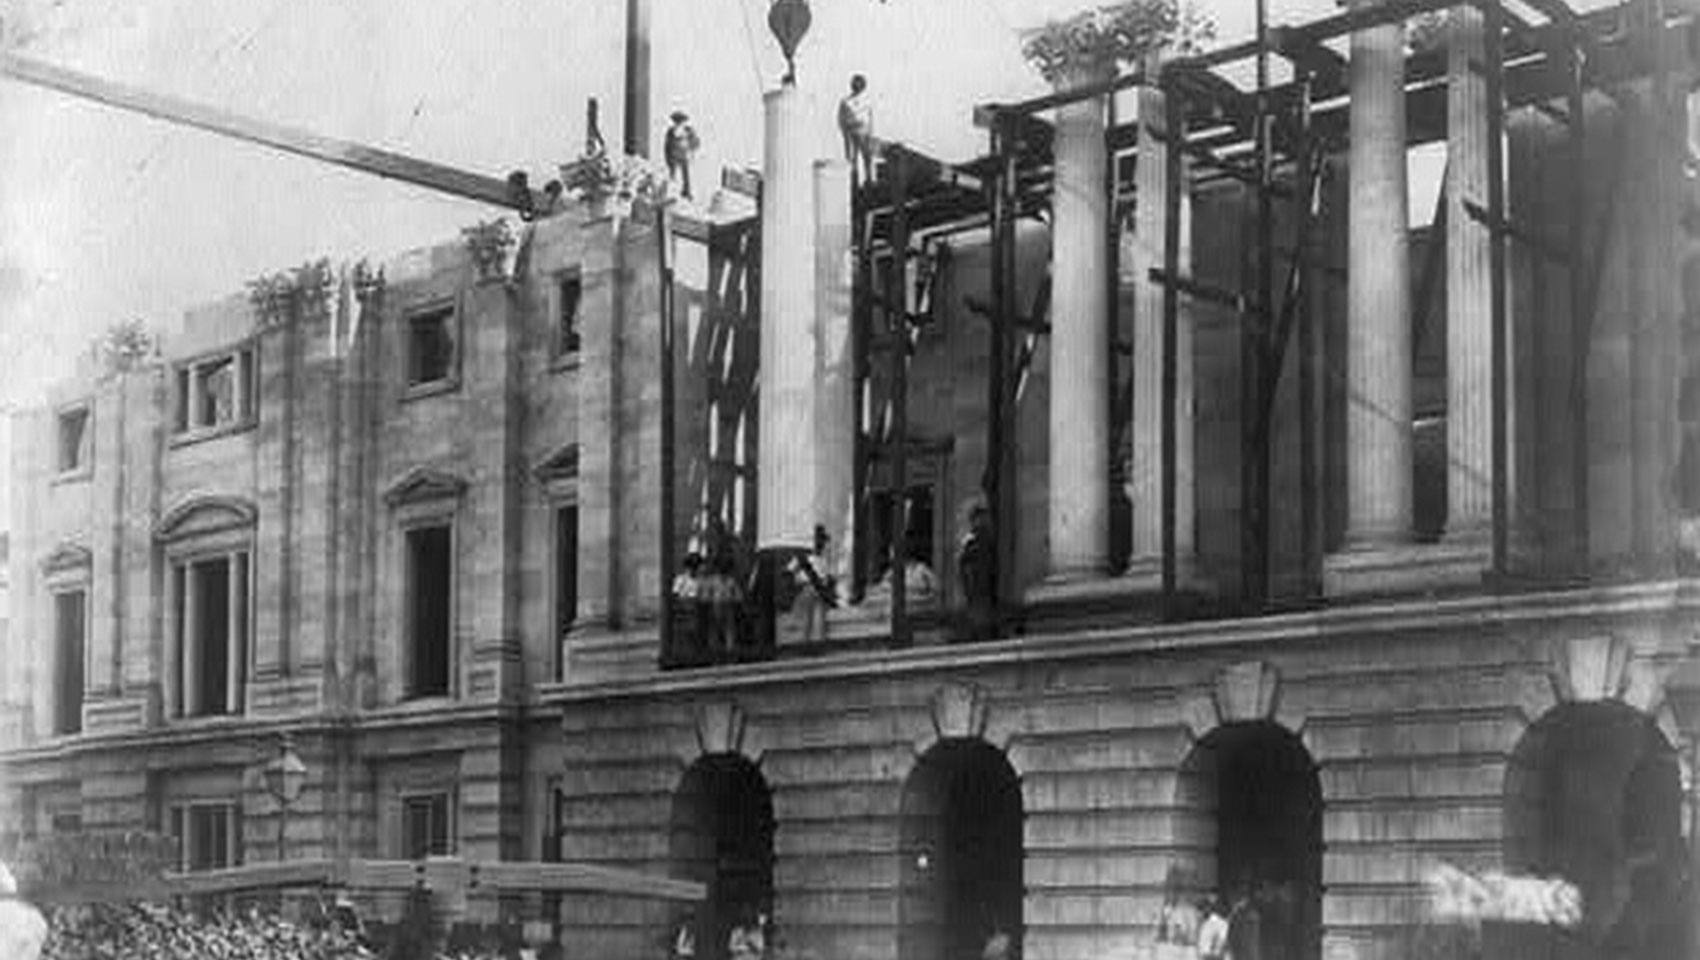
[1445, 5, 1494, 539]
[1344, 14, 1413, 547]
[813, 159, 856, 582]
[1048, 84, 1113, 579]
[1129, 85, 1195, 566]
[758, 85, 817, 551]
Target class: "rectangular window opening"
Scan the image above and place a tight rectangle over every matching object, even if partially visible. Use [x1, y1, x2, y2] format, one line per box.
[53, 590, 85, 735]
[407, 525, 453, 698]
[173, 554, 248, 718]
[170, 803, 239, 872]
[558, 273, 583, 356]
[402, 793, 452, 860]
[408, 306, 457, 386]
[174, 349, 254, 435]
[556, 505, 579, 646]
[57, 408, 89, 474]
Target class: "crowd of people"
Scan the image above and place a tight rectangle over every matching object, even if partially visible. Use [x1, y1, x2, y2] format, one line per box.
[1153, 871, 1307, 960]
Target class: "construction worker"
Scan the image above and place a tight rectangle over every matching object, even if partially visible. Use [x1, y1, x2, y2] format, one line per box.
[665, 110, 701, 200]
[838, 74, 874, 183]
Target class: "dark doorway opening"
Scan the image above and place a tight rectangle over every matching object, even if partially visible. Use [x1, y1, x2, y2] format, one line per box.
[1175, 722, 1323, 960]
[900, 739, 1024, 960]
[1500, 702, 1687, 960]
[670, 754, 775, 960]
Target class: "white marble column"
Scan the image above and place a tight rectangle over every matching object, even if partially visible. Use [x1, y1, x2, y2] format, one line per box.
[1445, 4, 1494, 542]
[1047, 69, 1114, 581]
[813, 159, 856, 583]
[758, 84, 818, 551]
[1342, 11, 1413, 548]
[1127, 84, 1197, 580]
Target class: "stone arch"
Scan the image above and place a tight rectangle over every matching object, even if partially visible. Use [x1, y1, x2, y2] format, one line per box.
[669, 752, 776, 960]
[1171, 720, 1322, 960]
[899, 737, 1024, 960]
[1498, 700, 1686, 959]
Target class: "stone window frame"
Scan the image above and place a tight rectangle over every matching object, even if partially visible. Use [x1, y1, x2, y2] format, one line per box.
[167, 798, 243, 872]
[155, 497, 258, 723]
[40, 542, 92, 740]
[170, 343, 258, 447]
[550, 267, 585, 370]
[384, 468, 467, 703]
[534, 446, 579, 682]
[53, 400, 93, 482]
[401, 297, 463, 400]
[380, 757, 461, 859]
[399, 789, 457, 860]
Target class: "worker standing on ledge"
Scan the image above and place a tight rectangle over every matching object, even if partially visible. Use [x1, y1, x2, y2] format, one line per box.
[838, 74, 874, 183]
[665, 110, 701, 200]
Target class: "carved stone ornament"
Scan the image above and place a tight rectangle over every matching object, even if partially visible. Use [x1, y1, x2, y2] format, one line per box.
[462, 219, 516, 282]
[533, 444, 580, 485]
[696, 701, 748, 757]
[353, 259, 387, 306]
[929, 681, 990, 742]
[1019, 0, 1215, 89]
[292, 258, 336, 324]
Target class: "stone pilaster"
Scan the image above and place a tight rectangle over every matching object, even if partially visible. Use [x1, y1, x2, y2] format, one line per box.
[1126, 84, 1199, 587]
[1444, 4, 1495, 546]
[814, 158, 856, 585]
[758, 85, 818, 551]
[1046, 68, 1113, 582]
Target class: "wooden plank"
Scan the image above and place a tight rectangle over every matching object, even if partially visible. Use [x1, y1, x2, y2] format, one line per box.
[0, 52, 543, 211]
[160, 859, 340, 896]
[474, 861, 706, 901]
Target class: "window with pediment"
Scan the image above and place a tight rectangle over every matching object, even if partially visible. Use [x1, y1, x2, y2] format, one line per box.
[41, 542, 91, 737]
[385, 468, 465, 700]
[155, 497, 256, 719]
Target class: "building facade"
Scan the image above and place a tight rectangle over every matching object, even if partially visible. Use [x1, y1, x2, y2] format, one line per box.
[4, 20, 1700, 960]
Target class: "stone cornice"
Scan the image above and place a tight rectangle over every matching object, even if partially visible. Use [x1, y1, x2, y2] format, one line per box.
[532, 444, 580, 486]
[539, 579, 1700, 705]
[382, 466, 469, 508]
[40, 542, 93, 577]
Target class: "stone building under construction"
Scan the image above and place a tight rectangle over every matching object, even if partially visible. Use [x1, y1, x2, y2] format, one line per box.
[4, 1, 1700, 959]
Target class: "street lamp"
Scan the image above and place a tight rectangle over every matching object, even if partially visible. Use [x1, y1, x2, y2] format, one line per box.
[263, 733, 308, 863]
[767, 0, 811, 86]
[1662, 659, 1700, 952]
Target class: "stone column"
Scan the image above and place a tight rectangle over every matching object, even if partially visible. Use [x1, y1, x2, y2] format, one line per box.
[1047, 68, 1114, 581]
[758, 84, 818, 552]
[1127, 84, 1197, 583]
[1341, 10, 1412, 549]
[814, 159, 856, 583]
[1445, 4, 1494, 543]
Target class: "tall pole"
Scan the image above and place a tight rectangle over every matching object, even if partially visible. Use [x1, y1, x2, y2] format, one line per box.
[889, 146, 912, 648]
[624, 0, 652, 158]
[986, 113, 1017, 632]
[1244, 0, 1273, 610]
[659, 202, 676, 661]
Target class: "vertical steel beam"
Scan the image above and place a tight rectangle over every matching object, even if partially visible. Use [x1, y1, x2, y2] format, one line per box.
[658, 204, 676, 662]
[889, 147, 912, 647]
[1161, 81, 1185, 612]
[988, 114, 1020, 630]
[852, 164, 872, 602]
[1567, 36, 1590, 576]
[1486, 0, 1510, 578]
[1244, 0, 1275, 610]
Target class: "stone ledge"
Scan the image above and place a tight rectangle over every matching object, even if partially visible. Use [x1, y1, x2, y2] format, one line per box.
[539, 578, 1700, 703]
[1323, 540, 1490, 600]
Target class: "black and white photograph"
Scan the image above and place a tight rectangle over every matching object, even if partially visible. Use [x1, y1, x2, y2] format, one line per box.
[0, 0, 1697, 957]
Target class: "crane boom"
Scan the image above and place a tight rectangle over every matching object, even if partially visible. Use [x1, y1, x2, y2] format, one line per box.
[0, 50, 542, 211]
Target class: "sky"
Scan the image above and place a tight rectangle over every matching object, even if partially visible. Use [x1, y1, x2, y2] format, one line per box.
[0, 0, 1370, 410]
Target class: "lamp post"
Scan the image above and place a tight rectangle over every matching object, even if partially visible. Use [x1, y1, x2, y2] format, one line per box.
[262, 733, 308, 863]
[1662, 659, 1700, 954]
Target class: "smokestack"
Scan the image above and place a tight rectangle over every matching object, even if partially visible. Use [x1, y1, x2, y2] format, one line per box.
[624, 0, 652, 158]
